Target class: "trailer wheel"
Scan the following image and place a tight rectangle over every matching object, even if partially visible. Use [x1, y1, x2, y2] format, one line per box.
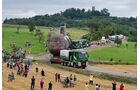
[50, 61, 53, 64]
[63, 62, 65, 66]
[61, 61, 64, 66]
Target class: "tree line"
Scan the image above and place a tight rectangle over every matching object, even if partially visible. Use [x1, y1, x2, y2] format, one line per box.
[3, 7, 110, 27]
[3, 7, 137, 42]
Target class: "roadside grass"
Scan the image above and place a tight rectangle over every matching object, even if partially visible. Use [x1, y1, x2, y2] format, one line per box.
[32, 60, 137, 85]
[88, 42, 137, 64]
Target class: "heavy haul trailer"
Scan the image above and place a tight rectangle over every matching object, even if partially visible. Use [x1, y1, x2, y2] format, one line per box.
[60, 49, 88, 69]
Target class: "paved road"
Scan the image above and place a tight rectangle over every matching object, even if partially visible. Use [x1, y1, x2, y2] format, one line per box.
[26, 54, 136, 78]
[26, 44, 136, 78]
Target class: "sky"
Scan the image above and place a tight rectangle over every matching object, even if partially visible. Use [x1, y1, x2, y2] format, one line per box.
[2, 0, 137, 20]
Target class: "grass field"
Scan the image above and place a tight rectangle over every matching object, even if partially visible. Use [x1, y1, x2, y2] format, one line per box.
[88, 42, 137, 64]
[2, 25, 88, 54]
[2, 25, 136, 64]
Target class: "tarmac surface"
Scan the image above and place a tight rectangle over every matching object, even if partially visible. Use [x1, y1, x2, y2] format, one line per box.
[26, 52, 137, 78]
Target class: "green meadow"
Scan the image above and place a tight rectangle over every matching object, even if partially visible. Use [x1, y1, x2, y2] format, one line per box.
[2, 25, 136, 64]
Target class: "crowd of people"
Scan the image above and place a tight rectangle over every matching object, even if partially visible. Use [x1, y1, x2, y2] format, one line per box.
[84, 74, 124, 90]
[3, 42, 125, 90]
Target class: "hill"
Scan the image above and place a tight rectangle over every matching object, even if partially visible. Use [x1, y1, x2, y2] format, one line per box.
[3, 7, 137, 42]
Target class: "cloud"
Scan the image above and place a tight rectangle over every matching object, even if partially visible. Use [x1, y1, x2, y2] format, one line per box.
[3, 9, 37, 20]
[2, 0, 137, 20]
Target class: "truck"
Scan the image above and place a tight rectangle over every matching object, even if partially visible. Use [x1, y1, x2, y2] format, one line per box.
[60, 49, 88, 69]
[71, 39, 90, 49]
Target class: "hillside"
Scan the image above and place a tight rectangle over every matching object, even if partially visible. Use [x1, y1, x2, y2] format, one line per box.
[2, 25, 88, 54]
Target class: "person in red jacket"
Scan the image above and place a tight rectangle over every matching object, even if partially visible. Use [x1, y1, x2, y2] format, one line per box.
[24, 69, 28, 77]
[40, 79, 44, 90]
[120, 82, 124, 90]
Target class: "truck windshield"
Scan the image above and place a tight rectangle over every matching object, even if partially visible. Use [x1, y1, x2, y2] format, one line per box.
[79, 52, 88, 59]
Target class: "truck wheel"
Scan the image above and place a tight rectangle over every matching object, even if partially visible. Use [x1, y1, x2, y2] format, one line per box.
[66, 62, 68, 66]
[82, 66, 86, 69]
[73, 63, 77, 68]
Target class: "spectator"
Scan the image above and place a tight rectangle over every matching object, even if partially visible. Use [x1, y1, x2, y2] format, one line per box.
[120, 82, 124, 90]
[74, 75, 77, 82]
[85, 83, 89, 90]
[95, 84, 99, 90]
[70, 78, 74, 87]
[58, 73, 61, 82]
[55, 73, 58, 82]
[41, 69, 45, 76]
[7, 62, 9, 68]
[40, 79, 44, 90]
[70, 74, 72, 81]
[66, 77, 70, 87]
[8, 72, 15, 82]
[24, 69, 28, 77]
[98, 85, 100, 90]
[25, 64, 27, 71]
[11, 72, 15, 80]
[89, 74, 93, 85]
[27, 59, 31, 66]
[112, 81, 117, 90]
[36, 67, 38, 74]
[31, 76, 35, 90]
[48, 81, 52, 90]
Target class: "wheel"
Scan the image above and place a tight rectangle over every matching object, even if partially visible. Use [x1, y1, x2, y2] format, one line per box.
[66, 62, 68, 66]
[61, 61, 64, 66]
[63, 62, 66, 66]
[82, 66, 86, 69]
[73, 63, 77, 68]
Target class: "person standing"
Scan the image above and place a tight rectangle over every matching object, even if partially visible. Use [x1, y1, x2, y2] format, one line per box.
[27, 59, 31, 66]
[120, 82, 124, 90]
[41, 69, 45, 76]
[24, 69, 28, 78]
[89, 74, 93, 85]
[25, 64, 27, 71]
[40, 79, 44, 90]
[48, 81, 52, 90]
[7, 63, 9, 68]
[36, 67, 38, 74]
[58, 73, 61, 82]
[74, 75, 77, 82]
[95, 84, 99, 90]
[85, 83, 89, 90]
[55, 73, 58, 82]
[31, 76, 35, 90]
[112, 81, 117, 90]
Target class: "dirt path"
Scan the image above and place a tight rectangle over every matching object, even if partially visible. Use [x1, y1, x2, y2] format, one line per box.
[93, 64, 136, 73]
[2, 64, 136, 90]
[85, 65, 137, 78]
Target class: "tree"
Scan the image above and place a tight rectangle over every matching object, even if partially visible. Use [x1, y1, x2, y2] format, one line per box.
[28, 21, 35, 32]
[16, 25, 20, 33]
[38, 32, 44, 43]
[100, 8, 110, 16]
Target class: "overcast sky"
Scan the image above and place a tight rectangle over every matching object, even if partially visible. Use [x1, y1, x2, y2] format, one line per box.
[2, 0, 137, 20]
